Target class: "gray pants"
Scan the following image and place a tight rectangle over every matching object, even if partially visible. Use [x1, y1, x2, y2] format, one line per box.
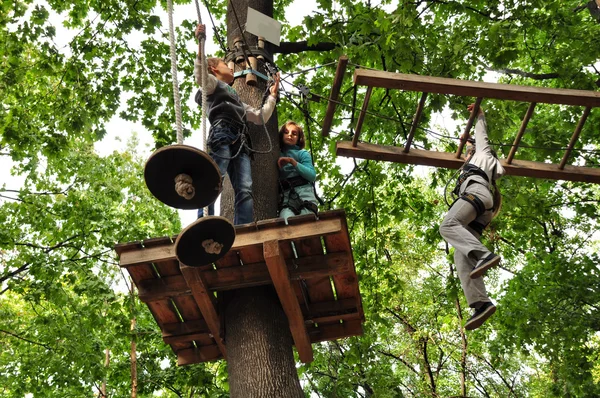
[440, 181, 493, 308]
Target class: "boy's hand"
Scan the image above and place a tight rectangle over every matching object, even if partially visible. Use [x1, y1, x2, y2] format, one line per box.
[270, 72, 280, 97]
[195, 24, 206, 40]
[467, 103, 484, 116]
[278, 157, 297, 169]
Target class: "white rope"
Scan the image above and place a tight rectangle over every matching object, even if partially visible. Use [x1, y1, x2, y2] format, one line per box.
[194, 0, 211, 217]
[193, 0, 209, 152]
[167, 0, 184, 145]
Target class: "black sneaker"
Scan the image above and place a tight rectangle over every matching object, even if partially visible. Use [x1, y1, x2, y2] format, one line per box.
[469, 253, 500, 279]
[464, 302, 496, 330]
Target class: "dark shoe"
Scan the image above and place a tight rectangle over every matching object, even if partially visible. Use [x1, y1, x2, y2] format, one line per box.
[470, 253, 500, 279]
[464, 302, 496, 330]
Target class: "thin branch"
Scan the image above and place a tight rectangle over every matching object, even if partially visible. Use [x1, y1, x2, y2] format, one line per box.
[377, 350, 419, 374]
[485, 67, 559, 80]
[275, 41, 337, 55]
[1, 329, 54, 350]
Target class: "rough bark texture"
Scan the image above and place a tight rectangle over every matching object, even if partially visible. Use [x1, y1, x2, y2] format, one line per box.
[225, 287, 304, 397]
[220, 0, 304, 396]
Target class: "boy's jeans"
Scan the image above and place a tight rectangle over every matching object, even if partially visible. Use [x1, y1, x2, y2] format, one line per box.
[197, 123, 253, 225]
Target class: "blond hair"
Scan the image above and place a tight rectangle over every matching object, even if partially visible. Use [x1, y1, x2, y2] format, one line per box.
[206, 57, 222, 76]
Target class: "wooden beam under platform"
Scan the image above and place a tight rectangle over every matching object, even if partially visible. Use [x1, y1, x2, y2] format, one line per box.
[336, 141, 600, 184]
[353, 69, 600, 107]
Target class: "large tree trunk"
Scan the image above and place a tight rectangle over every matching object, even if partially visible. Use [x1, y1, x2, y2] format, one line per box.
[220, 0, 304, 396]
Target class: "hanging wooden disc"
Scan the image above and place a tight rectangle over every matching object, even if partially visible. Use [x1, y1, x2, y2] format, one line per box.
[144, 145, 221, 209]
[175, 216, 236, 266]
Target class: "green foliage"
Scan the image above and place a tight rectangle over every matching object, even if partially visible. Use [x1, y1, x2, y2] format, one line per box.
[1, 0, 599, 396]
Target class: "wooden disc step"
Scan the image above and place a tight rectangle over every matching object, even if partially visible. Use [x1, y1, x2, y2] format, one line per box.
[175, 216, 235, 266]
[144, 144, 222, 209]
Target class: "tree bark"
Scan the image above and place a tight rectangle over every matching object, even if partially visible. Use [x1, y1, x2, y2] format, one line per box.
[220, 0, 304, 396]
[225, 287, 304, 397]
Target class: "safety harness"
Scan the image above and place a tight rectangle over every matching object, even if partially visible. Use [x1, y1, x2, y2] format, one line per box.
[450, 164, 495, 234]
[279, 176, 318, 216]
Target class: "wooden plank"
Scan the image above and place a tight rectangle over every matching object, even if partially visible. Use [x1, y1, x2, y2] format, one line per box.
[323, 217, 364, 321]
[404, 92, 428, 153]
[162, 319, 209, 337]
[455, 97, 483, 158]
[179, 265, 227, 359]
[336, 141, 600, 184]
[214, 250, 241, 269]
[138, 274, 189, 302]
[308, 319, 363, 343]
[162, 319, 213, 345]
[146, 299, 194, 352]
[559, 106, 592, 169]
[264, 240, 314, 363]
[352, 86, 373, 147]
[353, 69, 600, 107]
[322, 55, 349, 136]
[119, 217, 343, 267]
[294, 233, 335, 304]
[177, 345, 222, 366]
[507, 102, 537, 164]
[137, 252, 350, 300]
[303, 298, 359, 325]
[126, 263, 157, 284]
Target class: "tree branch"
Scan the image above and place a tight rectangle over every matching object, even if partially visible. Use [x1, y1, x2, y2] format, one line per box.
[1, 329, 54, 350]
[377, 350, 419, 374]
[275, 41, 337, 55]
[485, 67, 559, 80]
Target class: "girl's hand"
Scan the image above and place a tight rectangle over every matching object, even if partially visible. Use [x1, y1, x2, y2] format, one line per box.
[278, 157, 297, 169]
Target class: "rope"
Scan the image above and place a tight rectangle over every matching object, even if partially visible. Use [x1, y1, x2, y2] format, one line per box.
[166, 0, 184, 145]
[175, 174, 196, 199]
[166, 0, 197, 202]
[193, 0, 211, 217]
[193, 0, 209, 153]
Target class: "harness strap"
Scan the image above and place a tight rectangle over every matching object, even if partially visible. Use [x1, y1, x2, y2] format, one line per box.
[468, 220, 487, 235]
[452, 164, 489, 196]
[280, 176, 310, 190]
[460, 193, 487, 217]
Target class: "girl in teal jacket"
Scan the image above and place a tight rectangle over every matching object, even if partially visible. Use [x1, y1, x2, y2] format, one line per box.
[277, 121, 318, 222]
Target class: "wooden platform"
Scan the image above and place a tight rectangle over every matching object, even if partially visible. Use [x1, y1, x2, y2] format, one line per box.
[115, 210, 364, 365]
[322, 61, 600, 184]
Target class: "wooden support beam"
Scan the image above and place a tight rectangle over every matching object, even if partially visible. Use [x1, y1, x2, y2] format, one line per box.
[352, 86, 373, 147]
[162, 319, 210, 345]
[559, 106, 592, 169]
[507, 102, 537, 164]
[353, 69, 600, 107]
[137, 252, 350, 302]
[179, 265, 227, 359]
[119, 217, 342, 267]
[336, 141, 600, 184]
[455, 97, 483, 158]
[404, 92, 428, 153]
[303, 298, 359, 325]
[322, 55, 349, 136]
[177, 345, 222, 366]
[308, 319, 363, 343]
[264, 240, 313, 363]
